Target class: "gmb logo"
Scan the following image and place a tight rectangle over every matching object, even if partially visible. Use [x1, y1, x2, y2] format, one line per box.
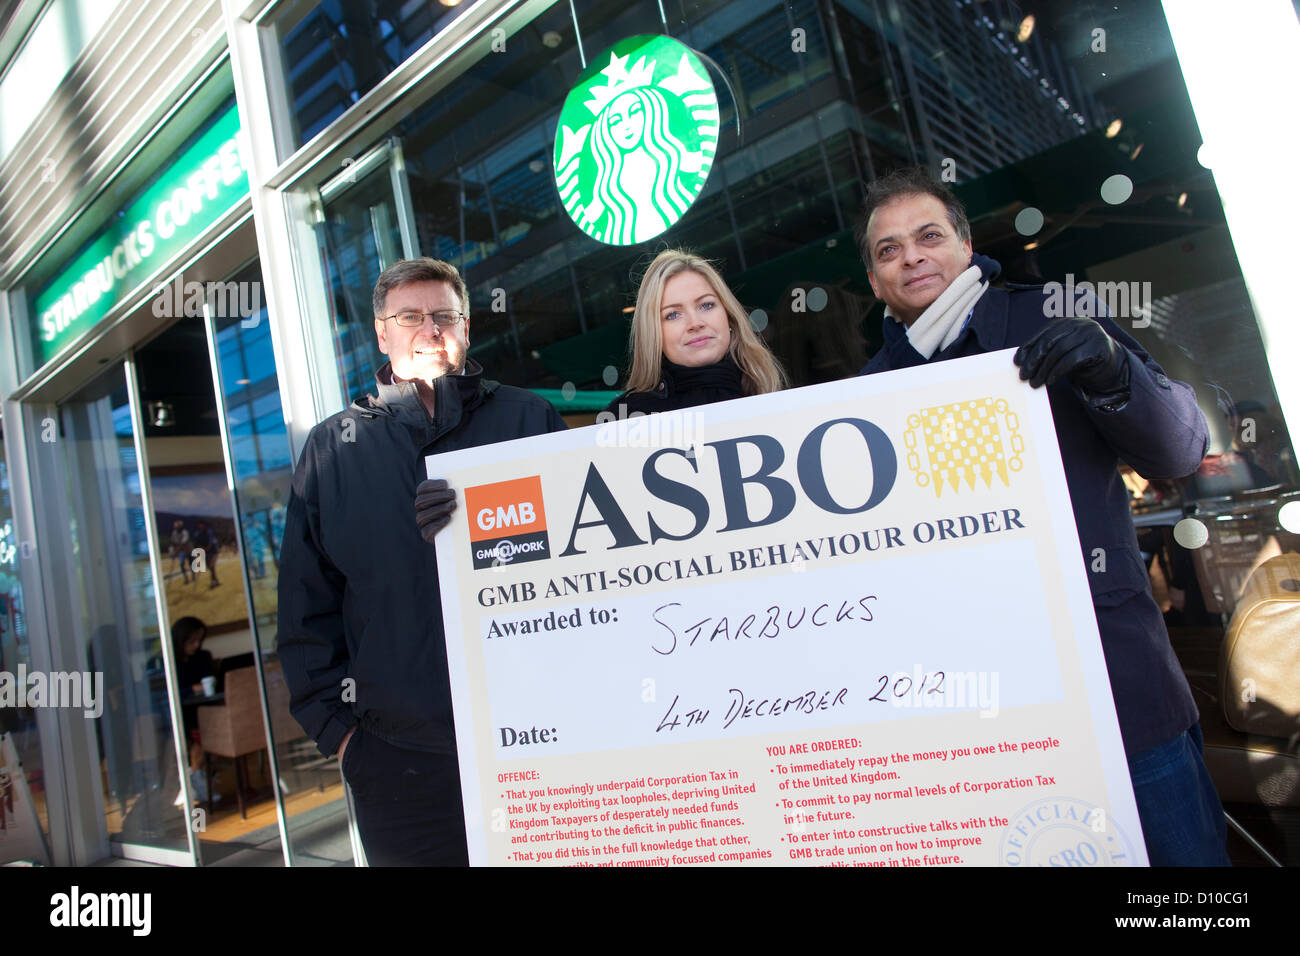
[465, 476, 551, 570]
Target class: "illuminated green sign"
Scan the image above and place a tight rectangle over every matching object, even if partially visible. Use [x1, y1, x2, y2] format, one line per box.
[554, 35, 719, 245]
[28, 104, 247, 369]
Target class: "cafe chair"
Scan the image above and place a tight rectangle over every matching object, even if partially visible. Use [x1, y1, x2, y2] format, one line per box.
[1191, 553, 1300, 865]
[197, 666, 267, 819]
[262, 660, 325, 794]
[1188, 504, 1272, 620]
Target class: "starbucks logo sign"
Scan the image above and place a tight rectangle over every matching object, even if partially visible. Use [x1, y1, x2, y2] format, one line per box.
[555, 35, 719, 245]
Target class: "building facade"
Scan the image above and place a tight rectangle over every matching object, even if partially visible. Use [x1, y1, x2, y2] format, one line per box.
[0, 0, 1296, 866]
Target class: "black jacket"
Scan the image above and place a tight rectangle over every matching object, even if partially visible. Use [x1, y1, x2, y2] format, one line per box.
[177, 649, 216, 736]
[862, 273, 1207, 755]
[602, 355, 745, 417]
[277, 360, 567, 756]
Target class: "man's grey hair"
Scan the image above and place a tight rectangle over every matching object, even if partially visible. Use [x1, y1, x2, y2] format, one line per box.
[855, 166, 972, 266]
[372, 257, 470, 320]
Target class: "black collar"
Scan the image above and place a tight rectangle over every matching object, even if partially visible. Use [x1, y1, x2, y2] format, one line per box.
[370, 359, 492, 434]
[659, 353, 744, 396]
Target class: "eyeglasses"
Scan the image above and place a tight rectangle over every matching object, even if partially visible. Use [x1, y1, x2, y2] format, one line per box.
[382, 310, 465, 329]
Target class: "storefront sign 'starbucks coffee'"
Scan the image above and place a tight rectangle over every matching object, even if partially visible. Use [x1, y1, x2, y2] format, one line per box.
[555, 35, 719, 245]
[28, 104, 248, 369]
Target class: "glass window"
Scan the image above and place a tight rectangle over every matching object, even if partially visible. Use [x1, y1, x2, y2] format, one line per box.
[317, 149, 408, 401]
[308, 0, 1299, 462]
[272, 0, 479, 150]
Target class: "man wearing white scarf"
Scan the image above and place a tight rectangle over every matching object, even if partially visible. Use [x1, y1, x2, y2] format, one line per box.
[855, 168, 1224, 868]
[888, 260, 990, 359]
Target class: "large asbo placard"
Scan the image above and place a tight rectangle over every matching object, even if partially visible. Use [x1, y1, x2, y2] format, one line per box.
[430, 351, 1146, 866]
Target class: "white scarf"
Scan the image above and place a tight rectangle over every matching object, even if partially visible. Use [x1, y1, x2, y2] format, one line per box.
[888, 264, 990, 359]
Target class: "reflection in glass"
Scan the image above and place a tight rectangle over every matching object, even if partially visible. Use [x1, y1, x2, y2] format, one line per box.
[383, 0, 880, 393]
[135, 316, 263, 854]
[318, 159, 406, 402]
[214, 262, 353, 865]
[60, 367, 187, 850]
[274, 0, 476, 149]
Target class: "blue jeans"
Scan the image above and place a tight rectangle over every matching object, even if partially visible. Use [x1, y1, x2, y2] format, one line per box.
[1127, 723, 1230, 866]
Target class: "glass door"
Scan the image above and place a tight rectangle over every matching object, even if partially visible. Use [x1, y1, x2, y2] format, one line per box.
[56, 365, 192, 855]
[203, 260, 355, 865]
[44, 257, 354, 866]
[131, 314, 276, 865]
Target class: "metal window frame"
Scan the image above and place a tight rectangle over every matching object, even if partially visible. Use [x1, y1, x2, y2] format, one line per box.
[221, 0, 555, 456]
[110, 841, 195, 867]
[389, 138, 420, 259]
[318, 139, 393, 204]
[247, 0, 552, 194]
[223, 0, 342, 462]
[122, 348, 202, 865]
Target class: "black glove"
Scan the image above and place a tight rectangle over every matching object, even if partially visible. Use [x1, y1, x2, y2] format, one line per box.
[1013, 317, 1131, 395]
[415, 478, 457, 543]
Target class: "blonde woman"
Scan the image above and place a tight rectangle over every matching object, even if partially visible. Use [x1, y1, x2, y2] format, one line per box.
[603, 249, 786, 418]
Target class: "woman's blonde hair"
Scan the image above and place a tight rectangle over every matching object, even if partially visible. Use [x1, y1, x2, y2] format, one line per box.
[624, 249, 786, 396]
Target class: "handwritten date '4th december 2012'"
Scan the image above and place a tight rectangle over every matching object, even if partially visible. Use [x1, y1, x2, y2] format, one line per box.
[656, 672, 949, 733]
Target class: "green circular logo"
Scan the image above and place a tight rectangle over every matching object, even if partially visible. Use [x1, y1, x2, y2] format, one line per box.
[555, 35, 719, 246]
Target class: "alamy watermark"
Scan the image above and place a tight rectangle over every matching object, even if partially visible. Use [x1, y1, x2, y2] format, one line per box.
[885, 665, 1000, 718]
[0, 665, 103, 719]
[50, 886, 150, 936]
[595, 405, 706, 453]
[1043, 274, 1152, 328]
[151, 275, 263, 327]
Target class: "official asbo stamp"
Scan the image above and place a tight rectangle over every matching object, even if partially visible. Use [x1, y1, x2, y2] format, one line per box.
[999, 797, 1136, 867]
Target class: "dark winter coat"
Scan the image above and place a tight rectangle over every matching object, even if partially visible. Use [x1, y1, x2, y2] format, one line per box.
[861, 275, 1208, 755]
[277, 360, 568, 757]
[602, 355, 745, 417]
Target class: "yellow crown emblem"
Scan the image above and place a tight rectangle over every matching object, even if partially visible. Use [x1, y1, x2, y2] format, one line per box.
[904, 397, 1024, 496]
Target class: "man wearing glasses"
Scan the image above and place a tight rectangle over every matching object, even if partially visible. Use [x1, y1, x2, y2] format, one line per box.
[278, 257, 566, 866]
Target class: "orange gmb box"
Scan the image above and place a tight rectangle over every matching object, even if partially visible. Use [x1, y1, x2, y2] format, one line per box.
[462, 476, 548, 564]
